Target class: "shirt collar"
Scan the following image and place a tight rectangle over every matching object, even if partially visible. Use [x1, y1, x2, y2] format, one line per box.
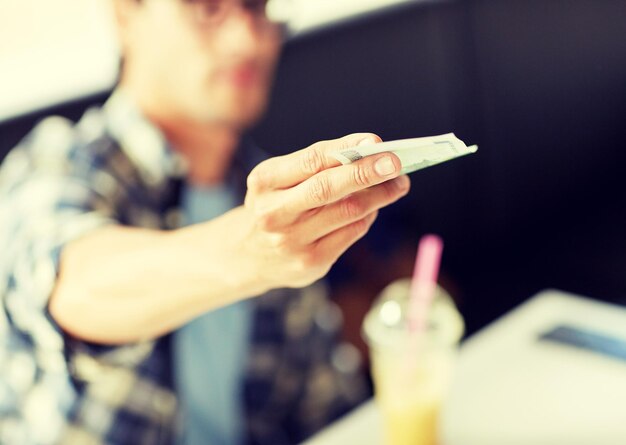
[103, 89, 269, 192]
[103, 89, 189, 188]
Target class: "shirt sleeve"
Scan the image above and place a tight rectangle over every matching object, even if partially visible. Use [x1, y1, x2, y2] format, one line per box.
[0, 121, 154, 386]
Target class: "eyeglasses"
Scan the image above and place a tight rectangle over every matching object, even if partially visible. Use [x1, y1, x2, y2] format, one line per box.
[182, 0, 291, 29]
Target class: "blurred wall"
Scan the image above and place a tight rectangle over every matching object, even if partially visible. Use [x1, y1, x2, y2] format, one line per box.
[0, 0, 118, 121]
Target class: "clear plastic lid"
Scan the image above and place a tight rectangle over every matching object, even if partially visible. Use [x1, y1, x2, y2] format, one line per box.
[363, 278, 465, 351]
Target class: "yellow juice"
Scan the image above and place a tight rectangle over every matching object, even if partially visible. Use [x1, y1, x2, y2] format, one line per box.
[372, 353, 451, 445]
[363, 279, 464, 445]
[379, 398, 438, 445]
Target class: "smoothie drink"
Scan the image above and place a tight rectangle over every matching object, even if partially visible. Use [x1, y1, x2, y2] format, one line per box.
[363, 279, 464, 445]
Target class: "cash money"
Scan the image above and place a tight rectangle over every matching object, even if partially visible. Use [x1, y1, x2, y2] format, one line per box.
[332, 133, 477, 175]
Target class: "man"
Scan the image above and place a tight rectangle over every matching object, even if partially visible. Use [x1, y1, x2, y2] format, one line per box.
[0, 0, 410, 444]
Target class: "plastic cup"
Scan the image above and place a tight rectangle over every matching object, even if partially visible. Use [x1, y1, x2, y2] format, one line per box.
[363, 278, 464, 445]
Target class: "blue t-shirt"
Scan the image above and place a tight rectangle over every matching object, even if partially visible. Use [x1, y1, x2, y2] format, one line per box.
[173, 183, 252, 445]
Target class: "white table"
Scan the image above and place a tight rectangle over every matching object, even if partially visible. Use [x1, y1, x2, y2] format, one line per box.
[303, 289, 626, 445]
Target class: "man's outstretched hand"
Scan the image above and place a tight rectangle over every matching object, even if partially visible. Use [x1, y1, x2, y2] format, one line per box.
[50, 133, 411, 343]
[237, 133, 411, 291]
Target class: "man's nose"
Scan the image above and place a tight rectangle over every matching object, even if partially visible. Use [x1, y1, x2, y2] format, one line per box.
[215, 9, 262, 57]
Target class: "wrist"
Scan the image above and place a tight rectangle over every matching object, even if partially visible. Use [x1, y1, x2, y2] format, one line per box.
[167, 208, 270, 308]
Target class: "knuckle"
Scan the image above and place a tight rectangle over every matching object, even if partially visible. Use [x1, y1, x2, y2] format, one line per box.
[289, 255, 309, 276]
[253, 204, 279, 231]
[351, 219, 369, 237]
[300, 147, 325, 176]
[383, 180, 400, 200]
[339, 133, 380, 150]
[257, 211, 277, 231]
[247, 167, 266, 191]
[274, 234, 293, 255]
[295, 253, 312, 271]
[352, 164, 372, 187]
[351, 212, 376, 237]
[340, 197, 364, 221]
[308, 176, 332, 205]
[267, 232, 294, 256]
[297, 250, 320, 272]
[244, 193, 254, 208]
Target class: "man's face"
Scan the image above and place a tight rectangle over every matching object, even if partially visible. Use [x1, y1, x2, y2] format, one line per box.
[116, 0, 282, 130]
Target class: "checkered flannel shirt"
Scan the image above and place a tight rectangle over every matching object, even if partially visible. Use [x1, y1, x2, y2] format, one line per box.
[0, 91, 367, 445]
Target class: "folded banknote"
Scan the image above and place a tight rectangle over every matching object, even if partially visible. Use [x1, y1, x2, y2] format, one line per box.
[332, 133, 477, 174]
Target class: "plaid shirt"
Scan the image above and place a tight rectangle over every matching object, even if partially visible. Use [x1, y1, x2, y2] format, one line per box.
[0, 91, 367, 445]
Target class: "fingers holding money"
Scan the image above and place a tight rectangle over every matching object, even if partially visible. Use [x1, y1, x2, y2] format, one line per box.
[247, 133, 383, 192]
[254, 151, 403, 229]
[245, 151, 402, 231]
[238, 133, 409, 292]
[293, 175, 411, 243]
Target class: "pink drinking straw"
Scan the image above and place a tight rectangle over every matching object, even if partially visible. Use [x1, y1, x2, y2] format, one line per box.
[408, 234, 444, 334]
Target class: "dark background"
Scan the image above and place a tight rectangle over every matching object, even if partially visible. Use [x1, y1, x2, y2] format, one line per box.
[2, 0, 626, 339]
